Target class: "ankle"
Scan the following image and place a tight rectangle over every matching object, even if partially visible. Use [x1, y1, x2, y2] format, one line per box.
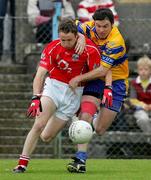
[18, 155, 30, 168]
[76, 151, 87, 162]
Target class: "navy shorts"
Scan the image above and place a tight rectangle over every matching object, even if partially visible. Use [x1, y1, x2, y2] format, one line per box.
[83, 79, 127, 112]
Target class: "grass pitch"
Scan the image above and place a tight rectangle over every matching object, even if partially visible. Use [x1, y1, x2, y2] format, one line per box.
[0, 159, 151, 180]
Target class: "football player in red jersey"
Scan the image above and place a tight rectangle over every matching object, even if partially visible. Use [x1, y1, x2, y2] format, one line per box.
[13, 18, 112, 173]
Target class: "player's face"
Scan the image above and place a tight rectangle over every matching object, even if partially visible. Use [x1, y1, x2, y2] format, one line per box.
[137, 65, 151, 80]
[59, 32, 78, 49]
[94, 19, 113, 39]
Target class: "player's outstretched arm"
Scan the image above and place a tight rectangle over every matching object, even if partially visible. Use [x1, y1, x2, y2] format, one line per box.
[102, 70, 113, 107]
[27, 66, 48, 117]
[69, 66, 109, 90]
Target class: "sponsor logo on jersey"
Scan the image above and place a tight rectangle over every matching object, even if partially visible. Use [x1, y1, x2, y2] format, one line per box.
[58, 59, 72, 73]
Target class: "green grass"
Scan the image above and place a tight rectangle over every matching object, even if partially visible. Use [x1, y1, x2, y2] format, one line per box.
[1, 159, 151, 180]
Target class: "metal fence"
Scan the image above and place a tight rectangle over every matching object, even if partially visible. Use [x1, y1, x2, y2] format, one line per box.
[1, 16, 151, 64]
[58, 111, 151, 159]
[1, 15, 151, 159]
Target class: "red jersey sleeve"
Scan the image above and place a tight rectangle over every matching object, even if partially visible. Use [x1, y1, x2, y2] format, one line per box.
[86, 40, 101, 70]
[39, 45, 52, 71]
[39, 40, 60, 71]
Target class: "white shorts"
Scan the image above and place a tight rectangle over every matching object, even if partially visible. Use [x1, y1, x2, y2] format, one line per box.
[42, 77, 84, 121]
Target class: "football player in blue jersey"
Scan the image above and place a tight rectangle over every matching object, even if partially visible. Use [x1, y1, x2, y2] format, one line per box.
[67, 8, 129, 173]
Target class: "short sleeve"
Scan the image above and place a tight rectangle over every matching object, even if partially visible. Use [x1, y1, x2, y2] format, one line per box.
[39, 45, 52, 71]
[87, 45, 101, 71]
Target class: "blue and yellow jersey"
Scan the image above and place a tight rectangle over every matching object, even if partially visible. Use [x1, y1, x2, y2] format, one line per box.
[76, 20, 129, 86]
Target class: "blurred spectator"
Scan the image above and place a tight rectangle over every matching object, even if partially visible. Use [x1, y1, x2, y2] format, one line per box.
[130, 55, 151, 132]
[27, 0, 75, 44]
[61, 0, 75, 19]
[77, 0, 119, 26]
[0, 0, 15, 62]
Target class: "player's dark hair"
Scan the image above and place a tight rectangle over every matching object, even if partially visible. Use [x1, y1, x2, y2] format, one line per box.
[92, 8, 114, 24]
[58, 18, 78, 35]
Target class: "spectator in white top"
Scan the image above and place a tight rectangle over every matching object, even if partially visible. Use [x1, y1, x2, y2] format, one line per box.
[27, 0, 75, 43]
[77, 0, 119, 26]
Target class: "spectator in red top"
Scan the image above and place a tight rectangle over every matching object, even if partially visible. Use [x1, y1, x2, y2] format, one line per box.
[77, 0, 119, 26]
[130, 55, 151, 132]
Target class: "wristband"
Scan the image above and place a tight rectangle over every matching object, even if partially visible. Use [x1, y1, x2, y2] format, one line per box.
[105, 85, 112, 90]
[32, 95, 41, 100]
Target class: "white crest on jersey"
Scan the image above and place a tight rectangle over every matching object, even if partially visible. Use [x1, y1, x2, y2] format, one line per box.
[41, 53, 45, 60]
[72, 54, 79, 61]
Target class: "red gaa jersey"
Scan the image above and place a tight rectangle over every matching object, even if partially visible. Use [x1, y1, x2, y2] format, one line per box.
[39, 39, 100, 84]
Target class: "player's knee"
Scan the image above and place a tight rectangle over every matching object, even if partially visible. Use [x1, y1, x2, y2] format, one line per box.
[80, 112, 92, 123]
[32, 122, 46, 133]
[95, 126, 106, 136]
[80, 101, 97, 117]
[40, 133, 54, 142]
[40, 135, 50, 142]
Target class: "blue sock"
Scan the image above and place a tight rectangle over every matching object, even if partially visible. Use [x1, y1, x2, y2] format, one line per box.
[76, 151, 88, 162]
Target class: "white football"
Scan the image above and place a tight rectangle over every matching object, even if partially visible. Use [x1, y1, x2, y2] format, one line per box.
[69, 120, 93, 144]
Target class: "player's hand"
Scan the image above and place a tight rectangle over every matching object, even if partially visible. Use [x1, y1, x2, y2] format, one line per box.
[143, 104, 150, 111]
[75, 33, 86, 55]
[69, 76, 81, 92]
[102, 86, 113, 107]
[27, 95, 42, 118]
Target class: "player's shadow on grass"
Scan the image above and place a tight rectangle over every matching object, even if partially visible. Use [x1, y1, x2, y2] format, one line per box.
[29, 169, 138, 175]
[29, 169, 67, 174]
[87, 169, 138, 175]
